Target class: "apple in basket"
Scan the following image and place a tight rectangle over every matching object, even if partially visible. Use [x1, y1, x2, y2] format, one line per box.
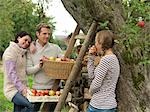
[55, 58, 62, 61]
[61, 58, 70, 61]
[49, 57, 56, 61]
[49, 90, 55, 96]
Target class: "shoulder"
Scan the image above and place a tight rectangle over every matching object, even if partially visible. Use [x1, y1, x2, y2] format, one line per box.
[3, 47, 17, 61]
[48, 43, 61, 49]
[102, 55, 119, 67]
[101, 55, 118, 63]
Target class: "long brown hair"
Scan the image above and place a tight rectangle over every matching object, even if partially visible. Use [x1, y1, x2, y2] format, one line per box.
[96, 30, 115, 55]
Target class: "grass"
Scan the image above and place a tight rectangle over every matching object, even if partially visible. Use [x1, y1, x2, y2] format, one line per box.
[0, 70, 13, 112]
[0, 61, 69, 112]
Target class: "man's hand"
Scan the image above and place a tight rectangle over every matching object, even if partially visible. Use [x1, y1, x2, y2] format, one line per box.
[39, 56, 49, 68]
[29, 41, 36, 54]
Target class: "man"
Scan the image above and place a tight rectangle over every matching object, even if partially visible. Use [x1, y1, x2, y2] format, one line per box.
[27, 23, 63, 112]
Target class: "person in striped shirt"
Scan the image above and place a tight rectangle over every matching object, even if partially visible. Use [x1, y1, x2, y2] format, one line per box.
[87, 30, 120, 112]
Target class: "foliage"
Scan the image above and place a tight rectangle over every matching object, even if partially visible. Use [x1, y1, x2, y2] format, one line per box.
[51, 38, 67, 51]
[0, 0, 55, 57]
[120, 0, 150, 65]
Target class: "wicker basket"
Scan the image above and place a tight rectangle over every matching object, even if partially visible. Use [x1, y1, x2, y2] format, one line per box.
[43, 60, 75, 79]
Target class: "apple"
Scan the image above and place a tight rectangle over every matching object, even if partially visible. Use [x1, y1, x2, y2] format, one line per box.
[31, 89, 37, 96]
[40, 92, 44, 96]
[137, 21, 145, 28]
[44, 90, 49, 96]
[61, 58, 67, 61]
[49, 57, 56, 61]
[55, 58, 62, 61]
[35, 92, 40, 96]
[55, 91, 61, 96]
[49, 90, 55, 96]
[61, 58, 70, 61]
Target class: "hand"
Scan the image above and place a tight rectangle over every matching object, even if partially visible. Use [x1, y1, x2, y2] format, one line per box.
[39, 56, 49, 68]
[22, 87, 27, 97]
[29, 42, 36, 54]
[39, 59, 43, 68]
[88, 45, 97, 55]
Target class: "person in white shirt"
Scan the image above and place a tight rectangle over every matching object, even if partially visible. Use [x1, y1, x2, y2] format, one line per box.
[27, 23, 63, 112]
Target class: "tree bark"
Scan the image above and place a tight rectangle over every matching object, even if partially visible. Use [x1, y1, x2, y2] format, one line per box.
[61, 0, 150, 112]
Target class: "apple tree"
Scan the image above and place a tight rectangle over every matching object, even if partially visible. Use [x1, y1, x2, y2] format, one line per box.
[60, 0, 150, 111]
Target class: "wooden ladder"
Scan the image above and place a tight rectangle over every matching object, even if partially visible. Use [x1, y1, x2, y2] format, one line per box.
[54, 21, 98, 112]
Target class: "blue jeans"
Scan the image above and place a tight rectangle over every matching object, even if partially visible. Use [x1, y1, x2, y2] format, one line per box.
[12, 92, 34, 112]
[87, 105, 117, 112]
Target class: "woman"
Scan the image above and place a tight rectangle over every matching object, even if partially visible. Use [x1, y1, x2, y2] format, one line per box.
[3, 31, 34, 112]
[87, 30, 120, 112]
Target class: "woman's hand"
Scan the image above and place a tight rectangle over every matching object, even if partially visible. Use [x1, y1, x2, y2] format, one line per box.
[29, 41, 36, 54]
[22, 87, 27, 97]
[88, 45, 97, 55]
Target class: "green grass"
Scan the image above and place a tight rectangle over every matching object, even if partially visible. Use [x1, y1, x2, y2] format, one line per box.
[0, 70, 13, 112]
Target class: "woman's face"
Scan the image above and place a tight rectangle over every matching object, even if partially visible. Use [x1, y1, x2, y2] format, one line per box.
[17, 35, 31, 49]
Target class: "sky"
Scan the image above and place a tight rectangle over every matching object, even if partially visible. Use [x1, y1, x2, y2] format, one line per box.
[43, 0, 77, 37]
[46, 0, 76, 35]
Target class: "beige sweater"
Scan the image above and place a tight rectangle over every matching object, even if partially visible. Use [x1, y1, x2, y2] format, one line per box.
[26, 40, 63, 90]
[2, 42, 27, 101]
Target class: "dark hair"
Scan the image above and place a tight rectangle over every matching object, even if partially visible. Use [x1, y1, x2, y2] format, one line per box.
[14, 31, 32, 43]
[36, 23, 51, 33]
[96, 30, 115, 51]
[76, 44, 82, 54]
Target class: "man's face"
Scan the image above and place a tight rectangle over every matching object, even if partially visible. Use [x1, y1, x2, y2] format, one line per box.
[36, 27, 52, 45]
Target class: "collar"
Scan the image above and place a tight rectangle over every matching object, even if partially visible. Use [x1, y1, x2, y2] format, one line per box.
[36, 39, 49, 48]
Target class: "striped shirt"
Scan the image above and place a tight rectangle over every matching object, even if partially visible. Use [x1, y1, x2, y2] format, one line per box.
[87, 54, 120, 109]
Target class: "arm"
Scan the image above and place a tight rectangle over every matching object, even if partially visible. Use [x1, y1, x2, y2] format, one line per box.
[87, 55, 96, 80]
[5, 60, 26, 92]
[89, 58, 109, 95]
[26, 51, 41, 75]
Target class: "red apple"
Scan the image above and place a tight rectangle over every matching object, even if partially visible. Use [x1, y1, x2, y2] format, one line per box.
[36, 92, 40, 96]
[61, 58, 67, 61]
[44, 90, 49, 96]
[31, 89, 37, 96]
[137, 21, 145, 28]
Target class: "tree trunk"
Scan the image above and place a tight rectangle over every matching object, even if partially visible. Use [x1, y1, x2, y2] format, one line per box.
[61, 0, 150, 112]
